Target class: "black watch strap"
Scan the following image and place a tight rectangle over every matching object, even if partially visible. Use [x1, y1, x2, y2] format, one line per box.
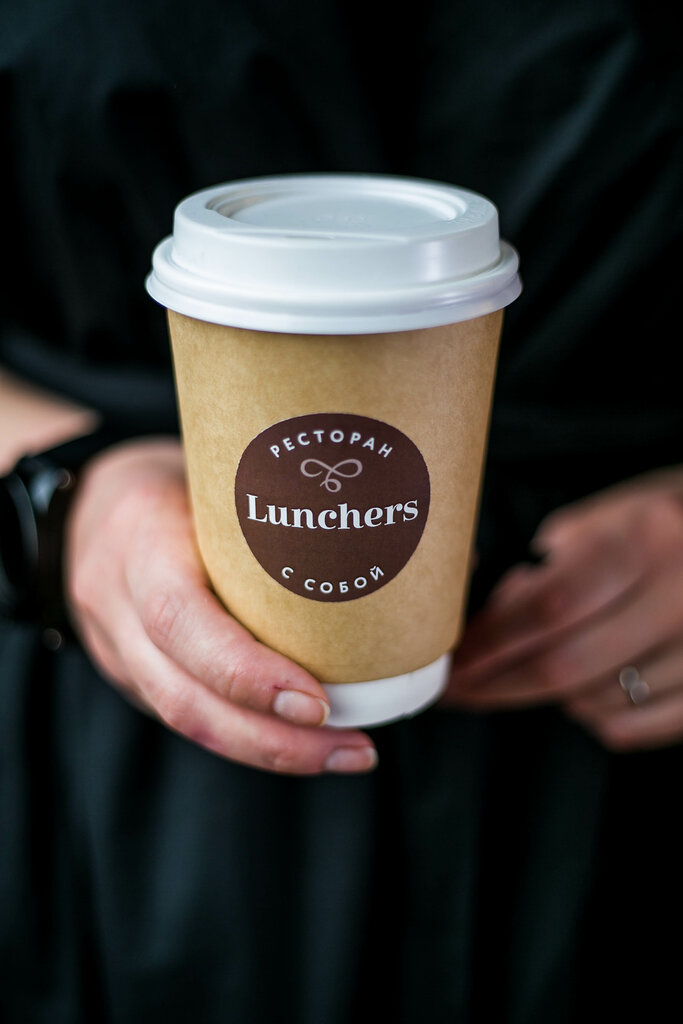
[0, 424, 142, 627]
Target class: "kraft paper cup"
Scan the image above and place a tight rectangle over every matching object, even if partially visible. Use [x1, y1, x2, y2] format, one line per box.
[147, 174, 521, 727]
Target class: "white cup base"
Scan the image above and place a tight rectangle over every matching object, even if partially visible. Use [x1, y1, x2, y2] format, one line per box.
[323, 653, 451, 728]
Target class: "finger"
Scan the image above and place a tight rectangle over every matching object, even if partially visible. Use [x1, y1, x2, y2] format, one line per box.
[566, 689, 683, 752]
[124, 501, 332, 727]
[115, 601, 377, 775]
[77, 614, 129, 687]
[133, 578, 332, 726]
[78, 616, 157, 716]
[486, 563, 543, 608]
[452, 491, 683, 678]
[450, 532, 643, 678]
[448, 560, 683, 708]
[564, 640, 683, 716]
[533, 485, 683, 554]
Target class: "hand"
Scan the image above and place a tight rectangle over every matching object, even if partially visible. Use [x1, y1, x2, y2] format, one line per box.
[443, 467, 683, 751]
[65, 437, 377, 775]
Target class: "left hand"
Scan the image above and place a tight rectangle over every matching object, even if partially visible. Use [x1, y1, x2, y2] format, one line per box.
[442, 467, 683, 751]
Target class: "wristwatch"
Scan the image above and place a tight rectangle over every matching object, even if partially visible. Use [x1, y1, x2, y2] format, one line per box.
[0, 425, 137, 629]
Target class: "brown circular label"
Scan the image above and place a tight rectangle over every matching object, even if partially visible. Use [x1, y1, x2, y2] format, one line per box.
[234, 413, 430, 602]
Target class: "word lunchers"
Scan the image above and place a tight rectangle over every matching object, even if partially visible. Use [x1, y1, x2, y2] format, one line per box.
[246, 494, 419, 530]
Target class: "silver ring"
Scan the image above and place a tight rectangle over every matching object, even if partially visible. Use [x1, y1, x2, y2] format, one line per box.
[618, 666, 651, 705]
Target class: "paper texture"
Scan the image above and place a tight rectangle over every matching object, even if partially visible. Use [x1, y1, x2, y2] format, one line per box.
[168, 311, 503, 684]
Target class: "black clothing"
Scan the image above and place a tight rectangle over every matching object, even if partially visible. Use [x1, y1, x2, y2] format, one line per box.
[1, 2, 682, 1021]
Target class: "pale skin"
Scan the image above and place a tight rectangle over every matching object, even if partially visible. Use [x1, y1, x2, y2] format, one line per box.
[3, 368, 683, 765]
[0, 368, 376, 775]
[443, 469, 683, 752]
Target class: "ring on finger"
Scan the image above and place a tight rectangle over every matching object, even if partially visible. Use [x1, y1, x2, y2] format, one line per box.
[618, 665, 651, 706]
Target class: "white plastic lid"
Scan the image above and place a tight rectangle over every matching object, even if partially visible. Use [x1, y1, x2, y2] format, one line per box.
[323, 653, 451, 728]
[147, 174, 521, 334]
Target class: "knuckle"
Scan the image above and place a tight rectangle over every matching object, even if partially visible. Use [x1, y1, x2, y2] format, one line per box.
[68, 569, 92, 617]
[564, 695, 591, 719]
[593, 719, 638, 752]
[68, 558, 100, 618]
[220, 654, 253, 705]
[112, 480, 165, 524]
[589, 708, 661, 752]
[141, 588, 184, 649]
[601, 531, 643, 592]
[538, 507, 567, 534]
[599, 710, 683, 753]
[155, 686, 196, 734]
[261, 736, 308, 775]
[631, 495, 683, 558]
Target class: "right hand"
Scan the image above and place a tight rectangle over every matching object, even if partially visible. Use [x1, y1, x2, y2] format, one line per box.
[64, 437, 378, 776]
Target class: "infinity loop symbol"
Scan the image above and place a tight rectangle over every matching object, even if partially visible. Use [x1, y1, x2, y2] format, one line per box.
[300, 458, 363, 493]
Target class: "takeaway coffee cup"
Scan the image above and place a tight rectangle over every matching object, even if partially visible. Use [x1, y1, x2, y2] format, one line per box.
[146, 174, 521, 727]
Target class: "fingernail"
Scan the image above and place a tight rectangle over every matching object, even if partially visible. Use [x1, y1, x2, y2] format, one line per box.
[273, 689, 330, 726]
[324, 746, 378, 774]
